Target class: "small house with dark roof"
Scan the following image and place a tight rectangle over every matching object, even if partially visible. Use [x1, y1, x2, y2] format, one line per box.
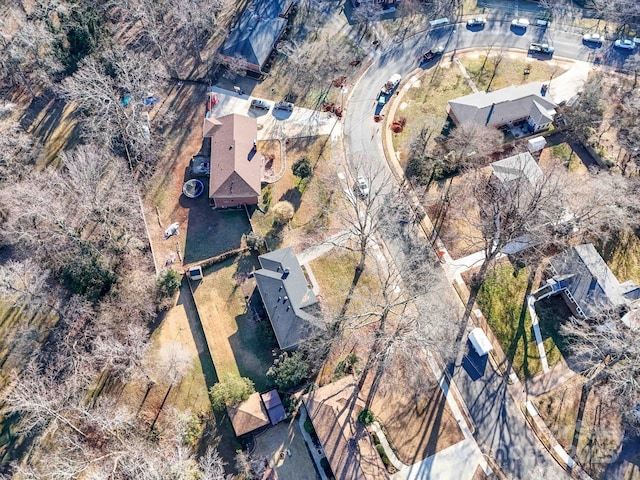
[447, 82, 556, 133]
[228, 392, 271, 437]
[205, 113, 261, 208]
[547, 243, 640, 318]
[254, 247, 321, 350]
[218, 0, 294, 74]
[227, 389, 287, 437]
[491, 152, 544, 188]
[260, 390, 287, 425]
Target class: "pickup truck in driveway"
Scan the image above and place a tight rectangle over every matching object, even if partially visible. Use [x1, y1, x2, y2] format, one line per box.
[528, 43, 555, 56]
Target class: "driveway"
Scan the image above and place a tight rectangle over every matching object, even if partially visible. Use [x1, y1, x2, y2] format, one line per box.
[252, 419, 320, 480]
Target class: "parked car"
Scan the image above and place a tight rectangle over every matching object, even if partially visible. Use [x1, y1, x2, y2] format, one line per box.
[614, 39, 635, 50]
[421, 46, 444, 62]
[582, 33, 603, 45]
[274, 101, 294, 111]
[511, 18, 530, 29]
[528, 43, 555, 56]
[466, 17, 486, 28]
[250, 99, 271, 110]
[355, 177, 369, 198]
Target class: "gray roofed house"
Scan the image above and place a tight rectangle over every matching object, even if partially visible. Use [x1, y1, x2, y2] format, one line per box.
[491, 152, 544, 187]
[548, 244, 640, 318]
[254, 247, 321, 350]
[447, 82, 556, 133]
[218, 0, 294, 74]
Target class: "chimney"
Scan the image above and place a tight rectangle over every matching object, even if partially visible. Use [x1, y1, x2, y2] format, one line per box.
[281, 269, 290, 279]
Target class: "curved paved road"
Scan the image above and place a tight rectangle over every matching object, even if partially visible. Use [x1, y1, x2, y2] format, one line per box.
[341, 19, 617, 480]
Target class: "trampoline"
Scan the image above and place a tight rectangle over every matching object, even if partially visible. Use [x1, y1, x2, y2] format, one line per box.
[182, 179, 204, 198]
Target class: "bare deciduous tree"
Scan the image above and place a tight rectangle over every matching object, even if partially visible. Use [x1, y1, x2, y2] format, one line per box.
[441, 123, 504, 171]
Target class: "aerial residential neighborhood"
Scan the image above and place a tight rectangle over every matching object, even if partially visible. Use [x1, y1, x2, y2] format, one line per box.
[1, 0, 640, 479]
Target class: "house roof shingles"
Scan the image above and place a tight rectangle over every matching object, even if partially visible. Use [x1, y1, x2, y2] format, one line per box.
[490, 151, 544, 187]
[227, 392, 270, 437]
[302, 376, 388, 480]
[208, 114, 260, 200]
[550, 243, 638, 318]
[219, 0, 292, 69]
[261, 390, 287, 425]
[448, 82, 556, 127]
[254, 247, 320, 350]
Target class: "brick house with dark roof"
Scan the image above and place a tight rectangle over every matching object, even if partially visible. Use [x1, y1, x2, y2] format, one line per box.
[447, 82, 557, 133]
[204, 114, 261, 209]
[253, 247, 322, 350]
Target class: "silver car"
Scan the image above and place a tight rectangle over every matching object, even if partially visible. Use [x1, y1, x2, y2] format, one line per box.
[614, 39, 635, 50]
[274, 101, 294, 111]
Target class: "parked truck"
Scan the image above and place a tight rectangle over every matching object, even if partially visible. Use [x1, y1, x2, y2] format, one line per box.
[528, 43, 555, 56]
[380, 73, 401, 95]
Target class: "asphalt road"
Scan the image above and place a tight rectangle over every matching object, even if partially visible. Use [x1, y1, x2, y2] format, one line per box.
[341, 19, 608, 480]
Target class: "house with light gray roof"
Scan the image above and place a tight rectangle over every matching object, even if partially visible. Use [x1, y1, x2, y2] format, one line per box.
[447, 82, 556, 133]
[254, 247, 321, 350]
[491, 152, 544, 188]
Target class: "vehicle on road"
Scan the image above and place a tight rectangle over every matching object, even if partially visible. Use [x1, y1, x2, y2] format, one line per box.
[421, 46, 444, 62]
[468, 328, 494, 357]
[250, 99, 271, 110]
[466, 17, 486, 28]
[528, 43, 555, 56]
[380, 73, 401, 95]
[274, 101, 294, 111]
[614, 38, 635, 50]
[355, 177, 369, 198]
[582, 32, 603, 45]
[511, 18, 530, 29]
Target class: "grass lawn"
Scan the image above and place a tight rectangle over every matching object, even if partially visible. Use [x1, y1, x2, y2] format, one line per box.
[550, 143, 582, 172]
[309, 249, 381, 319]
[391, 62, 472, 167]
[192, 252, 277, 392]
[534, 376, 633, 480]
[251, 135, 337, 252]
[461, 53, 569, 93]
[478, 263, 553, 379]
[597, 231, 640, 286]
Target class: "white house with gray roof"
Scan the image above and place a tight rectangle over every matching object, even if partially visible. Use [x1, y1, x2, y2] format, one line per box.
[447, 82, 556, 133]
[491, 152, 544, 188]
[254, 247, 321, 350]
[546, 244, 640, 319]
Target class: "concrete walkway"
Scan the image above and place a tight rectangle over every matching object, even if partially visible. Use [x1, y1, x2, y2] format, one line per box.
[370, 422, 407, 472]
[297, 229, 352, 265]
[454, 58, 479, 93]
[527, 295, 550, 373]
[298, 406, 329, 480]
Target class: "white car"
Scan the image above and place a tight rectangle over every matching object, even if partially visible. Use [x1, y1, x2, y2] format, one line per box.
[355, 177, 369, 198]
[614, 39, 635, 50]
[511, 18, 530, 29]
[582, 33, 603, 45]
[466, 17, 486, 27]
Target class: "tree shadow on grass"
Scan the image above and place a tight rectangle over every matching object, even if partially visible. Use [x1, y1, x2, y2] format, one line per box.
[279, 186, 303, 211]
[177, 278, 218, 391]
